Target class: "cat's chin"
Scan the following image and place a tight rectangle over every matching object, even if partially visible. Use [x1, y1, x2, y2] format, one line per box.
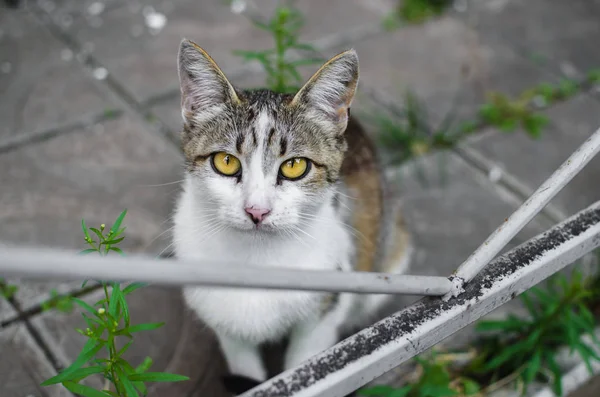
[229, 222, 280, 234]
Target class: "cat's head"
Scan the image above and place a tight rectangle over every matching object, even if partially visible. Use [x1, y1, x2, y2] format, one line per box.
[177, 39, 358, 233]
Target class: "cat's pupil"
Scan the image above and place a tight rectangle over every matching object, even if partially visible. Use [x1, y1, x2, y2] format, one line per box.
[224, 155, 230, 165]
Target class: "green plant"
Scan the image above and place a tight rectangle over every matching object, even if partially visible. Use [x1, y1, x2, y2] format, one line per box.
[587, 69, 600, 84]
[397, 0, 451, 24]
[533, 79, 580, 106]
[358, 353, 480, 397]
[234, 3, 323, 93]
[41, 210, 189, 396]
[41, 289, 75, 314]
[478, 91, 549, 138]
[468, 269, 600, 396]
[0, 277, 18, 300]
[365, 91, 460, 164]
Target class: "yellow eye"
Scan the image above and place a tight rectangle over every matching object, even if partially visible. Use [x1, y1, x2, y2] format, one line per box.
[212, 152, 242, 176]
[279, 158, 310, 180]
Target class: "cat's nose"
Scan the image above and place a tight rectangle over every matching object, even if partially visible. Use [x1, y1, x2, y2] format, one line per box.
[245, 207, 271, 224]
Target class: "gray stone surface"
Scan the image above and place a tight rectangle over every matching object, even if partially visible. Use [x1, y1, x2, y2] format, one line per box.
[0, 323, 71, 397]
[464, 0, 600, 78]
[2, 0, 600, 395]
[326, 14, 558, 124]
[31, 286, 229, 397]
[569, 374, 600, 397]
[0, 297, 16, 323]
[464, 93, 600, 217]
[283, 0, 392, 43]
[0, 114, 182, 311]
[59, 0, 275, 102]
[375, 151, 550, 322]
[0, 8, 114, 141]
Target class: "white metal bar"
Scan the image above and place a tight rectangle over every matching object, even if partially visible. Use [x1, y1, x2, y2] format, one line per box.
[0, 248, 452, 296]
[453, 127, 600, 285]
[241, 201, 600, 397]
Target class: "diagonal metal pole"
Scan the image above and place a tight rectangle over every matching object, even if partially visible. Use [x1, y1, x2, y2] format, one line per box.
[242, 201, 600, 397]
[453, 127, 600, 286]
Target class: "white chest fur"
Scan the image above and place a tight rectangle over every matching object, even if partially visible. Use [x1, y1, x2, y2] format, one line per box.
[173, 182, 352, 343]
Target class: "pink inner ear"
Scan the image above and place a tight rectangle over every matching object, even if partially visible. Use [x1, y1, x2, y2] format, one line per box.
[183, 96, 195, 113]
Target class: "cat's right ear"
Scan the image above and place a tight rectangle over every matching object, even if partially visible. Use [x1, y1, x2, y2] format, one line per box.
[178, 39, 240, 124]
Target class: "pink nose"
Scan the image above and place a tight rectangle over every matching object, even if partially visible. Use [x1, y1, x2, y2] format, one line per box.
[245, 207, 271, 224]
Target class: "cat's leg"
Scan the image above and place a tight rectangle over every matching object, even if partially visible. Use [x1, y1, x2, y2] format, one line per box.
[284, 293, 353, 370]
[217, 333, 267, 381]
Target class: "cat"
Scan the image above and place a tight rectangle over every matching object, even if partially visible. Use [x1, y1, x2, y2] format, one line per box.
[172, 39, 413, 394]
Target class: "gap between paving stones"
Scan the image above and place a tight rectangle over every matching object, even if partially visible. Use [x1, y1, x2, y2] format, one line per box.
[0, 284, 102, 328]
[0, 108, 123, 155]
[25, 3, 182, 149]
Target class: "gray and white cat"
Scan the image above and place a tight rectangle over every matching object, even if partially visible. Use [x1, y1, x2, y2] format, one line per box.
[172, 39, 413, 389]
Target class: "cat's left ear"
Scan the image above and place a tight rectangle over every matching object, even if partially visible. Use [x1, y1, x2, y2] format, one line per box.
[291, 49, 359, 133]
[178, 39, 240, 124]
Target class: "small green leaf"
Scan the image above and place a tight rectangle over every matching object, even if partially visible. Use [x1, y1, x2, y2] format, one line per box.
[546, 351, 562, 395]
[461, 379, 480, 395]
[104, 237, 125, 245]
[419, 385, 458, 397]
[128, 372, 190, 382]
[524, 349, 542, 383]
[116, 340, 134, 358]
[119, 293, 130, 326]
[483, 341, 527, 370]
[290, 58, 325, 67]
[82, 219, 91, 240]
[122, 283, 147, 296]
[63, 381, 111, 397]
[72, 298, 98, 316]
[110, 209, 128, 236]
[109, 247, 125, 256]
[41, 366, 105, 385]
[109, 283, 122, 318]
[126, 322, 164, 333]
[89, 228, 105, 242]
[41, 341, 103, 385]
[291, 43, 319, 53]
[476, 317, 526, 332]
[117, 359, 148, 395]
[80, 249, 98, 255]
[116, 366, 139, 397]
[135, 357, 154, 374]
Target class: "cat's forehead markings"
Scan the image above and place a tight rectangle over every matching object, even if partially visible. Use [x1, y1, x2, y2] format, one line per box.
[255, 110, 272, 138]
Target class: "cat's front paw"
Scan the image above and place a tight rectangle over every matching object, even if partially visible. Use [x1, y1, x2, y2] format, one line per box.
[222, 374, 262, 395]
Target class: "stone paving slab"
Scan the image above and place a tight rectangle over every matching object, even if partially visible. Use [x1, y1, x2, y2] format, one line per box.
[325, 14, 558, 125]
[463, 93, 600, 218]
[569, 374, 600, 397]
[0, 8, 115, 141]
[0, 322, 71, 397]
[0, 297, 16, 324]
[52, 0, 275, 103]
[375, 151, 551, 318]
[464, 0, 600, 78]
[0, 113, 183, 312]
[31, 285, 229, 397]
